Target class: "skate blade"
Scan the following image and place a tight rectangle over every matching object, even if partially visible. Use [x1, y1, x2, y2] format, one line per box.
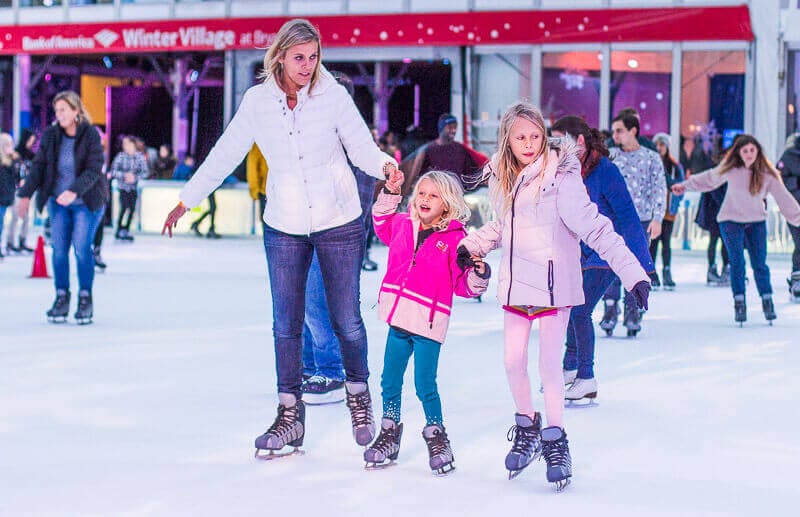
[431, 463, 455, 476]
[254, 447, 305, 461]
[75, 319, 93, 326]
[47, 317, 68, 324]
[552, 478, 571, 492]
[565, 398, 598, 409]
[364, 460, 397, 470]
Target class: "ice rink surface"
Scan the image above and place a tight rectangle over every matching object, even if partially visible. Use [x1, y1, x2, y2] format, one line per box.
[1, 234, 798, 516]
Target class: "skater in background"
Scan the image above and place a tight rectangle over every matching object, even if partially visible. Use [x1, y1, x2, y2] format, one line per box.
[776, 134, 800, 301]
[460, 102, 650, 490]
[550, 116, 653, 403]
[110, 135, 148, 242]
[172, 154, 195, 180]
[673, 134, 800, 324]
[162, 19, 400, 460]
[695, 184, 731, 286]
[0, 133, 16, 259]
[152, 144, 177, 180]
[364, 170, 489, 474]
[649, 133, 685, 290]
[16, 90, 106, 324]
[6, 128, 37, 254]
[600, 112, 666, 337]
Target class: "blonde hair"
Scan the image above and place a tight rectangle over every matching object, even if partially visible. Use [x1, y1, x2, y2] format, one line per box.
[489, 101, 550, 213]
[262, 19, 322, 94]
[408, 171, 471, 229]
[53, 90, 92, 125]
[0, 133, 14, 166]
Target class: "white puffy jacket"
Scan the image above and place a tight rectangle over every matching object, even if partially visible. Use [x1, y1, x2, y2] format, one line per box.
[179, 66, 396, 235]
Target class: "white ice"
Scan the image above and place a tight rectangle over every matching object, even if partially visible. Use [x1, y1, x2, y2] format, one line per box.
[1, 234, 798, 516]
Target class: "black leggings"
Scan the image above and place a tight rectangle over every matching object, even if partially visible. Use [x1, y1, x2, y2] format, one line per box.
[789, 223, 800, 272]
[649, 219, 674, 268]
[708, 223, 729, 267]
[117, 190, 137, 231]
[193, 192, 217, 230]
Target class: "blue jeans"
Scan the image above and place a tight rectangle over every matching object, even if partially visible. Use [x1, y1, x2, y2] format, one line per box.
[301, 251, 345, 381]
[48, 198, 104, 292]
[262, 218, 367, 399]
[0, 205, 7, 246]
[381, 327, 443, 426]
[603, 220, 650, 306]
[564, 268, 618, 379]
[719, 221, 772, 297]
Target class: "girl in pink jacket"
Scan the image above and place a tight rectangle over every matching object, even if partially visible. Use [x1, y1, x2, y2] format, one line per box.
[365, 170, 489, 475]
[460, 102, 651, 490]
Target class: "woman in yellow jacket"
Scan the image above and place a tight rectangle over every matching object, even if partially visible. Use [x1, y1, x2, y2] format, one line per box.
[246, 143, 268, 228]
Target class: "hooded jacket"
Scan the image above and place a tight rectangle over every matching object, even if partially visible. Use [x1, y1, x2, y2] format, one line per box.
[460, 140, 649, 308]
[372, 192, 488, 344]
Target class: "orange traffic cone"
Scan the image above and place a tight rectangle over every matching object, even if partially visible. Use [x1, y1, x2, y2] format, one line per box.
[29, 235, 50, 278]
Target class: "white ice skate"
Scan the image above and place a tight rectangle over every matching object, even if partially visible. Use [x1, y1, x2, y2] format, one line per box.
[540, 369, 578, 393]
[564, 378, 598, 408]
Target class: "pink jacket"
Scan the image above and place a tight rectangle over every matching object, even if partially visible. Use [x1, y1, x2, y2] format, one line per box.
[373, 192, 489, 344]
[460, 141, 649, 307]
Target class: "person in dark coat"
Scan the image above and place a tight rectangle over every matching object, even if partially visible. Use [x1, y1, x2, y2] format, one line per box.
[16, 90, 106, 324]
[776, 135, 800, 297]
[695, 184, 730, 285]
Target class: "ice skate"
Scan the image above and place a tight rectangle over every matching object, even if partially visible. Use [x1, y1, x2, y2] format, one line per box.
[190, 221, 203, 237]
[505, 412, 541, 480]
[364, 419, 403, 470]
[599, 300, 618, 336]
[649, 271, 660, 290]
[93, 247, 107, 272]
[717, 264, 731, 287]
[6, 241, 20, 254]
[254, 395, 306, 460]
[422, 424, 455, 476]
[74, 291, 93, 325]
[662, 266, 675, 291]
[345, 382, 376, 446]
[564, 378, 598, 408]
[734, 295, 746, 327]
[18, 238, 34, 253]
[623, 302, 642, 337]
[787, 272, 800, 302]
[46, 290, 70, 323]
[541, 426, 572, 492]
[706, 264, 722, 286]
[302, 376, 345, 405]
[762, 296, 776, 325]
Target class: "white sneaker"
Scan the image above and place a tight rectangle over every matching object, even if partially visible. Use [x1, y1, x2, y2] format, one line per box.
[564, 377, 597, 400]
[563, 369, 577, 386]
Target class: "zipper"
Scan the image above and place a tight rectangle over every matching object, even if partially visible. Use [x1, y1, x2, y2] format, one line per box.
[506, 181, 525, 305]
[547, 259, 555, 306]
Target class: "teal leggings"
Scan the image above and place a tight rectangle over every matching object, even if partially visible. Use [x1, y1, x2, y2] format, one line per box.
[381, 327, 443, 426]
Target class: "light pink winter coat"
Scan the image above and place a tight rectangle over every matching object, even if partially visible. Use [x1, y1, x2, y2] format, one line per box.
[460, 141, 649, 307]
[373, 192, 489, 344]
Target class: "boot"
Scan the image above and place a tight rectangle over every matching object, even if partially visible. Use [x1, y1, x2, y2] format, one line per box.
[93, 247, 107, 270]
[541, 426, 572, 491]
[649, 271, 660, 290]
[364, 419, 403, 468]
[254, 394, 306, 458]
[206, 228, 222, 239]
[762, 295, 776, 323]
[734, 295, 746, 326]
[623, 301, 642, 337]
[505, 412, 542, 479]
[18, 238, 34, 253]
[345, 382, 376, 446]
[788, 271, 800, 301]
[6, 241, 19, 253]
[599, 299, 618, 336]
[563, 369, 577, 386]
[422, 424, 455, 475]
[662, 266, 675, 290]
[718, 264, 731, 286]
[46, 289, 70, 323]
[707, 264, 721, 285]
[74, 290, 93, 325]
[190, 221, 203, 237]
[564, 377, 598, 401]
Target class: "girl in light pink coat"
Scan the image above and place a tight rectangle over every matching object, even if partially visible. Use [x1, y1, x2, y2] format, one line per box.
[460, 102, 651, 490]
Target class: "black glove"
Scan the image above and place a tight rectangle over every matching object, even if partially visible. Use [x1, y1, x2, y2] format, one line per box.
[474, 261, 492, 279]
[631, 280, 651, 311]
[456, 245, 475, 271]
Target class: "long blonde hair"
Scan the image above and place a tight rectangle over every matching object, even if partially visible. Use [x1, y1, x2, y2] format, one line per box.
[262, 19, 322, 94]
[53, 90, 92, 125]
[408, 171, 471, 229]
[0, 133, 14, 167]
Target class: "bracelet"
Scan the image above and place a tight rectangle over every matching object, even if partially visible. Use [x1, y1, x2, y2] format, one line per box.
[178, 201, 188, 212]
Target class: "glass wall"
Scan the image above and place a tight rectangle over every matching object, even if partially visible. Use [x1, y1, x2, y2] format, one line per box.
[541, 51, 601, 128]
[609, 50, 672, 137]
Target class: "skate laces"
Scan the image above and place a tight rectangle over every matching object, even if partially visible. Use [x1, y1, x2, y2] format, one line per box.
[266, 404, 300, 437]
[542, 434, 569, 467]
[426, 428, 450, 456]
[346, 390, 373, 428]
[507, 424, 539, 454]
[371, 425, 399, 454]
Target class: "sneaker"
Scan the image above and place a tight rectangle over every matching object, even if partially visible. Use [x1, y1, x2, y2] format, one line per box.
[302, 375, 345, 405]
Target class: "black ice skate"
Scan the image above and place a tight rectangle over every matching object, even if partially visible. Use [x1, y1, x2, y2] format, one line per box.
[623, 302, 642, 337]
[649, 272, 660, 290]
[422, 424, 455, 475]
[762, 296, 776, 325]
[18, 238, 34, 253]
[254, 395, 306, 460]
[541, 426, 572, 492]
[505, 412, 542, 479]
[74, 290, 93, 325]
[706, 264, 722, 286]
[345, 382, 376, 446]
[46, 290, 70, 323]
[662, 266, 676, 291]
[787, 272, 800, 302]
[364, 419, 403, 470]
[93, 248, 107, 272]
[599, 300, 618, 336]
[734, 295, 747, 327]
[718, 264, 731, 287]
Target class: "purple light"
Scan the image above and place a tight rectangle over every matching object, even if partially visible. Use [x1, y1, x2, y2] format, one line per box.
[402, 58, 412, 64]
[45, 73, 52, 81]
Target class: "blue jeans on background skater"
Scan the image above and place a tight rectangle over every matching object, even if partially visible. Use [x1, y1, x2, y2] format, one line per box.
[564, 268, 618, 380]
[603, 220, 651, 306]
[719, 221, 772, 297]
[49, 198, 105, 292]
[262, 217, 367, 400]
[302, 251, 345, 382]
[381, 327, 443, 426]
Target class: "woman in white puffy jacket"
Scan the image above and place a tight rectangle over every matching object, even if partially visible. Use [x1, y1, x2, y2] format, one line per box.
[162, 19, 402, 459]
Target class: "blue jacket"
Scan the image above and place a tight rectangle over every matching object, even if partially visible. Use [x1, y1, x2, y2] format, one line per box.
[581, 157, 654, 273]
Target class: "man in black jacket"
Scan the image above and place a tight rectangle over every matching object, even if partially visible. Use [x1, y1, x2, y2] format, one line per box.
[777, 135, 800, 300]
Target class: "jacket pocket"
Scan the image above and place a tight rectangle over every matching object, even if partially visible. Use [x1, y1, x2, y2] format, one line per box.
[511, 255, 550, 294]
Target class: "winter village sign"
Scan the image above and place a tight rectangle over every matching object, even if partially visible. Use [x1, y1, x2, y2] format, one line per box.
[0, 6, 752, 56]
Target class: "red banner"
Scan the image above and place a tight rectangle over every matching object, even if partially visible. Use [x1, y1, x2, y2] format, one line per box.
[0, 6, 752, 56]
